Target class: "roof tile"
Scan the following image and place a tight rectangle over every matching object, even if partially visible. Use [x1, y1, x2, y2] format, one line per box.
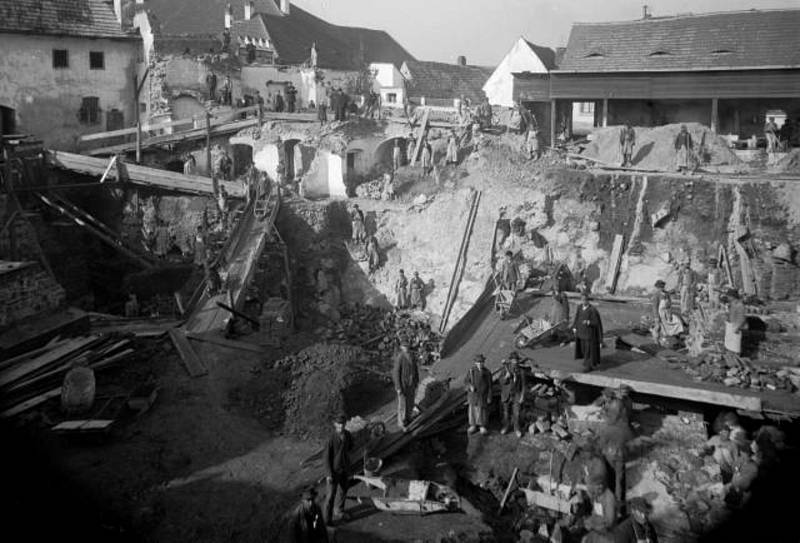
[0, 0, 133, 39]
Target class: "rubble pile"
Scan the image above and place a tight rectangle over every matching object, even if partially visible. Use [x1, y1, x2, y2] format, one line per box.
[354, 177, 387, 200]
[320, 303, 442, 366]
[776, 148, 800, 173]
[276, 343, 367, 438]
[681, 350, 797, 392]
[580, 123, 741, 171]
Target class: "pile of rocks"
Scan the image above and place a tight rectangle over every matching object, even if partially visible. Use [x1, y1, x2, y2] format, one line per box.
[355, 177, 387, 200]
[321, 303, 442, 366]
[682, 350, 797, 393]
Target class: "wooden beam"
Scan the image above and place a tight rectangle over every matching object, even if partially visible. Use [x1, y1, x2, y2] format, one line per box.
[602, 98, 609, 127]
[410, 108, 430, 166]
[186, 332, 264, 353]
[711, 97, 719, 134]
[168, 328, 208, 377]
[605, 234, 625, 294]
[98, 155, 118, 184]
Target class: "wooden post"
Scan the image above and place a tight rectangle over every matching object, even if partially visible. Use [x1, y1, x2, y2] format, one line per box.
[205, 111, 212, 176]
[711, 97, 719, 134]
[258, 103, 263, 127]
[549, 100, 557, 148]
[602, 98, 609, 127]
[135, 122, 142, 164]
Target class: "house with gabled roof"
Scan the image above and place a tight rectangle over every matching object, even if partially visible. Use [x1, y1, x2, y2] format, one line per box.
[483, 37, 557, 108]
[401, 58, 494, 107]
[548, 8, 800, 145]
[0, 0, 142, 149]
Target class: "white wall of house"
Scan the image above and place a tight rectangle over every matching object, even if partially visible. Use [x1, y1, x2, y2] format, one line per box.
[302, 150, 346, 199]
[484, 37, 550, 107]
[370, 62, 405, 105]
[241, 65, 357, 108]
[0, 33, 139, 150]
[254, 142, 281, 180]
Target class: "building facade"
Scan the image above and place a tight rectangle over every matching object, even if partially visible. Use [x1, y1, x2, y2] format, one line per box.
[0, 0, 141, 149]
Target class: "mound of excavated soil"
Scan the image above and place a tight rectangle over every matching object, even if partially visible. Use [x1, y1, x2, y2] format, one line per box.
[776, 148, 800, 173]
[277, 343, 369, 438]
[581, 123, 741, 171]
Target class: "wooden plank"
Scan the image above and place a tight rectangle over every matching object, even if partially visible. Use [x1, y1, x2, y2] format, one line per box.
[605, 234, 625, 294]
[0, 336, 99, 388]
[410, 108, 430, 165]
[186, 332, 264, 354]
[563, 370, 762, 411]
[169, 329, 208, 377]
[718, 244, 734, 286]
[52, 419, 114, 432]
[735, 240, 756, 296]
[0, 387, 61, 418]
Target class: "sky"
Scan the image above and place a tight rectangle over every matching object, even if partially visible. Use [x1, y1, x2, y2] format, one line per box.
[291, 0, 800, 66]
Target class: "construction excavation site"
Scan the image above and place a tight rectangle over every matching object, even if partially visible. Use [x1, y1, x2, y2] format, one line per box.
[2, 2, 800, 543]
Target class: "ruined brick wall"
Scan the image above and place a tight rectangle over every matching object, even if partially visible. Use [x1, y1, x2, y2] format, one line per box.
[0, 195, 46, 262]
[0, 262, 66, 329]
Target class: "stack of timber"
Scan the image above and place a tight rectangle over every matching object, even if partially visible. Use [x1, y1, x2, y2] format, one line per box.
[0, 335, 135, 418]
[89, 312, 182, 338]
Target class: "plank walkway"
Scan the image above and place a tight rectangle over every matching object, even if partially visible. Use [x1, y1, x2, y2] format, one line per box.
[433, 292, 800, 416]
[185, 188, 281, 335]
[48, 151, 245, 197]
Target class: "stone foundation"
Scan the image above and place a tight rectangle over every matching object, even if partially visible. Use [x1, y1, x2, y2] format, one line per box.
[0, 261, 66, 329]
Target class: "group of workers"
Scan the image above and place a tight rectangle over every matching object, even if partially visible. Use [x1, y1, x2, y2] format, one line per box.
[394, 269, 425, 311]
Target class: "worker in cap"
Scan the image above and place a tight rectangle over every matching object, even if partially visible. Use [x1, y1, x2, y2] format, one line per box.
[613, 497, 657, 543]
[499, 351, 526, 437]
[706, 258, 722, 310]
[392, 337, 418, 431]
[651, 280, 666, 330]
[287, 485, 328, 542]
[582, 468, 618, 542]
[464, 353, 492, 435]
[724, 288, 745, 355]
[324, 413, 352, 525]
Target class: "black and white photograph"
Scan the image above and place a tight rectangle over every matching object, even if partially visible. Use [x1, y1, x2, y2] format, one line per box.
[1, 0, 799, 541]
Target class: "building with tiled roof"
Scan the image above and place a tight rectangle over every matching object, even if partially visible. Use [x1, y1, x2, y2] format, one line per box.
[483, 37, 557, 108]
[145, 0, 414, 70]
[0, 0, 142, 148]
[401, 60, 494, 107]
[519, 8, 800, 149]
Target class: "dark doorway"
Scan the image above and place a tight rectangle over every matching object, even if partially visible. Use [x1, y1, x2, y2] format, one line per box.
[1, 105, 16, 135]
[232, 143, 253, 177]
[284, 139, 300, 180]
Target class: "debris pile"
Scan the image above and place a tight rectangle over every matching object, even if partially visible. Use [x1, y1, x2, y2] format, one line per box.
[276, 343, 369, 438]
[776, 148, 800, 173]
[681, 350, 797, 392]
[580, 123, 741, 171]
[321, 303, 442, 366]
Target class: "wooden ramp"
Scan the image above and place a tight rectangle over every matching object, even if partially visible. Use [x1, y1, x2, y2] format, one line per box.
[186, 188, 281, 335]
[47, 151, 245, 197]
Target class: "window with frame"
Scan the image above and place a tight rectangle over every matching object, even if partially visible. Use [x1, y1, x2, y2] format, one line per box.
[90, 51, 105, 70]
[79, 97, 101, 125]
[53, 49, 69, 69]
[387, 93, 397, 103]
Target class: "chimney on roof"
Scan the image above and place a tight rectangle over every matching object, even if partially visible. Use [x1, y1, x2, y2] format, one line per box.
[457, 55, 466, 66]
[280, 0, 291, 15]
[642, 4, 652, 19]
[225, 4, 232, 28]
[245, 0, 254, 20]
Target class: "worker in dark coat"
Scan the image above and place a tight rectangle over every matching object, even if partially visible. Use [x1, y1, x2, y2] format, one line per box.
[392, 339, 418, 430]
[324, 414, 352, 525]
[613, 497, 658, 543]
[287, 486, 328, 543]
[674, 124, 693, 173]
[409, 271, 425, 309]
[573, 293, 603, 372]
[498, 352, 525, 437]
[465, 354, 492, 435]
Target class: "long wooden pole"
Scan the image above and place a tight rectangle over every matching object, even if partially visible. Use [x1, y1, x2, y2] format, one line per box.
[206, 111, 213, 177]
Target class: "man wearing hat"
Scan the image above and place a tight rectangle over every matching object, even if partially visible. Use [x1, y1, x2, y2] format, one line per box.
[392, 338, 419, 431]
[706, 258, 722, 310]
[324, 414, 352, 525]
[464, 354, 493, 434]
[724, 288, 746, 355]
[498, 352, 526, 437]
[573, 293, 604, 372]
[613, 497, 658, 543]
[287, 486, 329, 543]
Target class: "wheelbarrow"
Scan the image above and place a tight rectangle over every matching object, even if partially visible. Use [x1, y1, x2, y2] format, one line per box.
[515, 317, 564, 350]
